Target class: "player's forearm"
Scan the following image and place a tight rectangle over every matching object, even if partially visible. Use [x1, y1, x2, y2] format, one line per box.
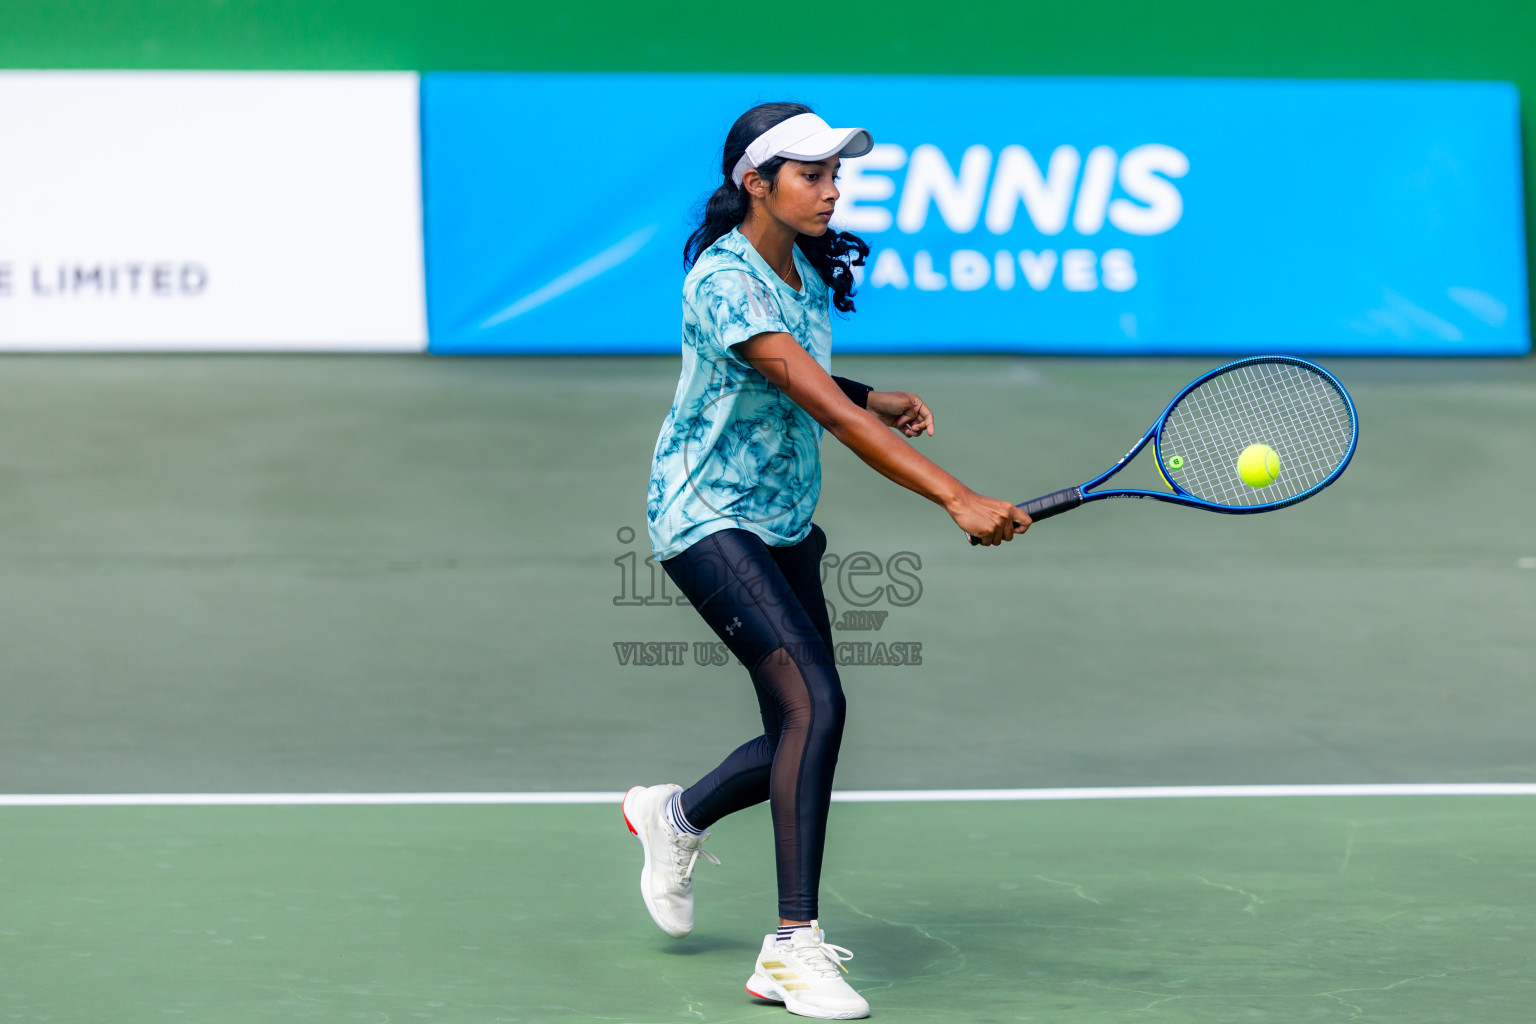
[828, 411, 968, 510]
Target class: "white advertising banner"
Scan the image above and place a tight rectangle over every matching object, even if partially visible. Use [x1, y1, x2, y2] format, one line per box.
[0, 72, 426, 350]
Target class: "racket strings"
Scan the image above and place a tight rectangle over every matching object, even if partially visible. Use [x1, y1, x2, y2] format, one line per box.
[1159, 361, 1354, 508]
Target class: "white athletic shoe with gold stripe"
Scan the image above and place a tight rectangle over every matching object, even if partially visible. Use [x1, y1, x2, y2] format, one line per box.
[746, 921, 870, 1019]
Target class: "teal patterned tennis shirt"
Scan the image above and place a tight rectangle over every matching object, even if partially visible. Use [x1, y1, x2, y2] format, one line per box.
[648, 228, 833, 560]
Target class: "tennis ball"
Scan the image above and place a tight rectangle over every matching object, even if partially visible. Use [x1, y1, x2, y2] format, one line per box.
[1236, 444, 1281, 488]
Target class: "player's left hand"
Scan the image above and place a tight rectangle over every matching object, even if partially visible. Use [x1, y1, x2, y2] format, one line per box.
[868, 391, 934, 438]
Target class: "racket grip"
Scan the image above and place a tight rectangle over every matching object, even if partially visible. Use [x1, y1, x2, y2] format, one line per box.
[1018, 487, 1084, 521]
[968, 487, 1083, 545]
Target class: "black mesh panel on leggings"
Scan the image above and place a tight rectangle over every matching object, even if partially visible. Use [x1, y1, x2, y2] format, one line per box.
[661, 526, 845, 921]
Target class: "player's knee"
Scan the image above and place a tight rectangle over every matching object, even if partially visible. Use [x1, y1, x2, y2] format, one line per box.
[805, 672, 847, 740]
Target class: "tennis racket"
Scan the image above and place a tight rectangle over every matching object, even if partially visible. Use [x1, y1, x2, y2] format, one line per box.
[971, 355, 1358, 543]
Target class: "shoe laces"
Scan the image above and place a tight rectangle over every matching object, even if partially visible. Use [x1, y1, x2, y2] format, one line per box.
[669, 831, 719, 888]
[786, 922, 854, 978]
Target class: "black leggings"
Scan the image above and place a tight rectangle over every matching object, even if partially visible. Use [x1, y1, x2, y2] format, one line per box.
[662, 526, 845, 922]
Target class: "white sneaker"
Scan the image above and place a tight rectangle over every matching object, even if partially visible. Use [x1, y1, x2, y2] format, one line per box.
[621, 784, 719, 938]
[745, 921, 870, 1019]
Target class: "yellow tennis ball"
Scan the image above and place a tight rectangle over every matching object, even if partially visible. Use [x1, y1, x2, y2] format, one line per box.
[1236, 444, 1281, 488]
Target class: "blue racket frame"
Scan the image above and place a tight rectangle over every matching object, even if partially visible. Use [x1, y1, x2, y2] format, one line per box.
[1004, 355, 1359, 527]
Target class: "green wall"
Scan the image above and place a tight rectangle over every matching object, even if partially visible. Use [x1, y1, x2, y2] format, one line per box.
[4, 0, 1530, 304]
[0, 0, 1528, 79]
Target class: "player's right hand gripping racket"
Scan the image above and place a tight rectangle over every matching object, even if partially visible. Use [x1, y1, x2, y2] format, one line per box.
[972, 355, 1358, 543]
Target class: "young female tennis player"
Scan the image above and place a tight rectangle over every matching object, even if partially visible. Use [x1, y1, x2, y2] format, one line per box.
[623, 102, 1026, 1020]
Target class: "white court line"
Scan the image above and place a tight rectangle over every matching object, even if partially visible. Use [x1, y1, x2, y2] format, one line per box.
[1, 784, 1534, 807]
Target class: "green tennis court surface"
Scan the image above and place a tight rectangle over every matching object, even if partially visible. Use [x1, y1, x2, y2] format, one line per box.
[0, 355, 1532, 1020]
[5, 800, 1532, 1022]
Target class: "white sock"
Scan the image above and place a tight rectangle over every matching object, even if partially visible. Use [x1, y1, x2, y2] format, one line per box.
[664, 791, 705, 836]
[776, 923, 812, 942]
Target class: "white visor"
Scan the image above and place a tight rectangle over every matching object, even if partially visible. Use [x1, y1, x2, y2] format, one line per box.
[730, 112, 874, 187]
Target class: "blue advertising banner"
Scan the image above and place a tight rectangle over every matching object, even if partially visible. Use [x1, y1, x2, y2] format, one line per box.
[422, 74, 1528, 355]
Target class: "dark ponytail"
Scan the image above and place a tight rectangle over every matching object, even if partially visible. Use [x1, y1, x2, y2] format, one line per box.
[684, 102, 870, 314]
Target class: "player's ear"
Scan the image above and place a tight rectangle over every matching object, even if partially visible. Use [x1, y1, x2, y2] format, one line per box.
[742, 168, 771, 200]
